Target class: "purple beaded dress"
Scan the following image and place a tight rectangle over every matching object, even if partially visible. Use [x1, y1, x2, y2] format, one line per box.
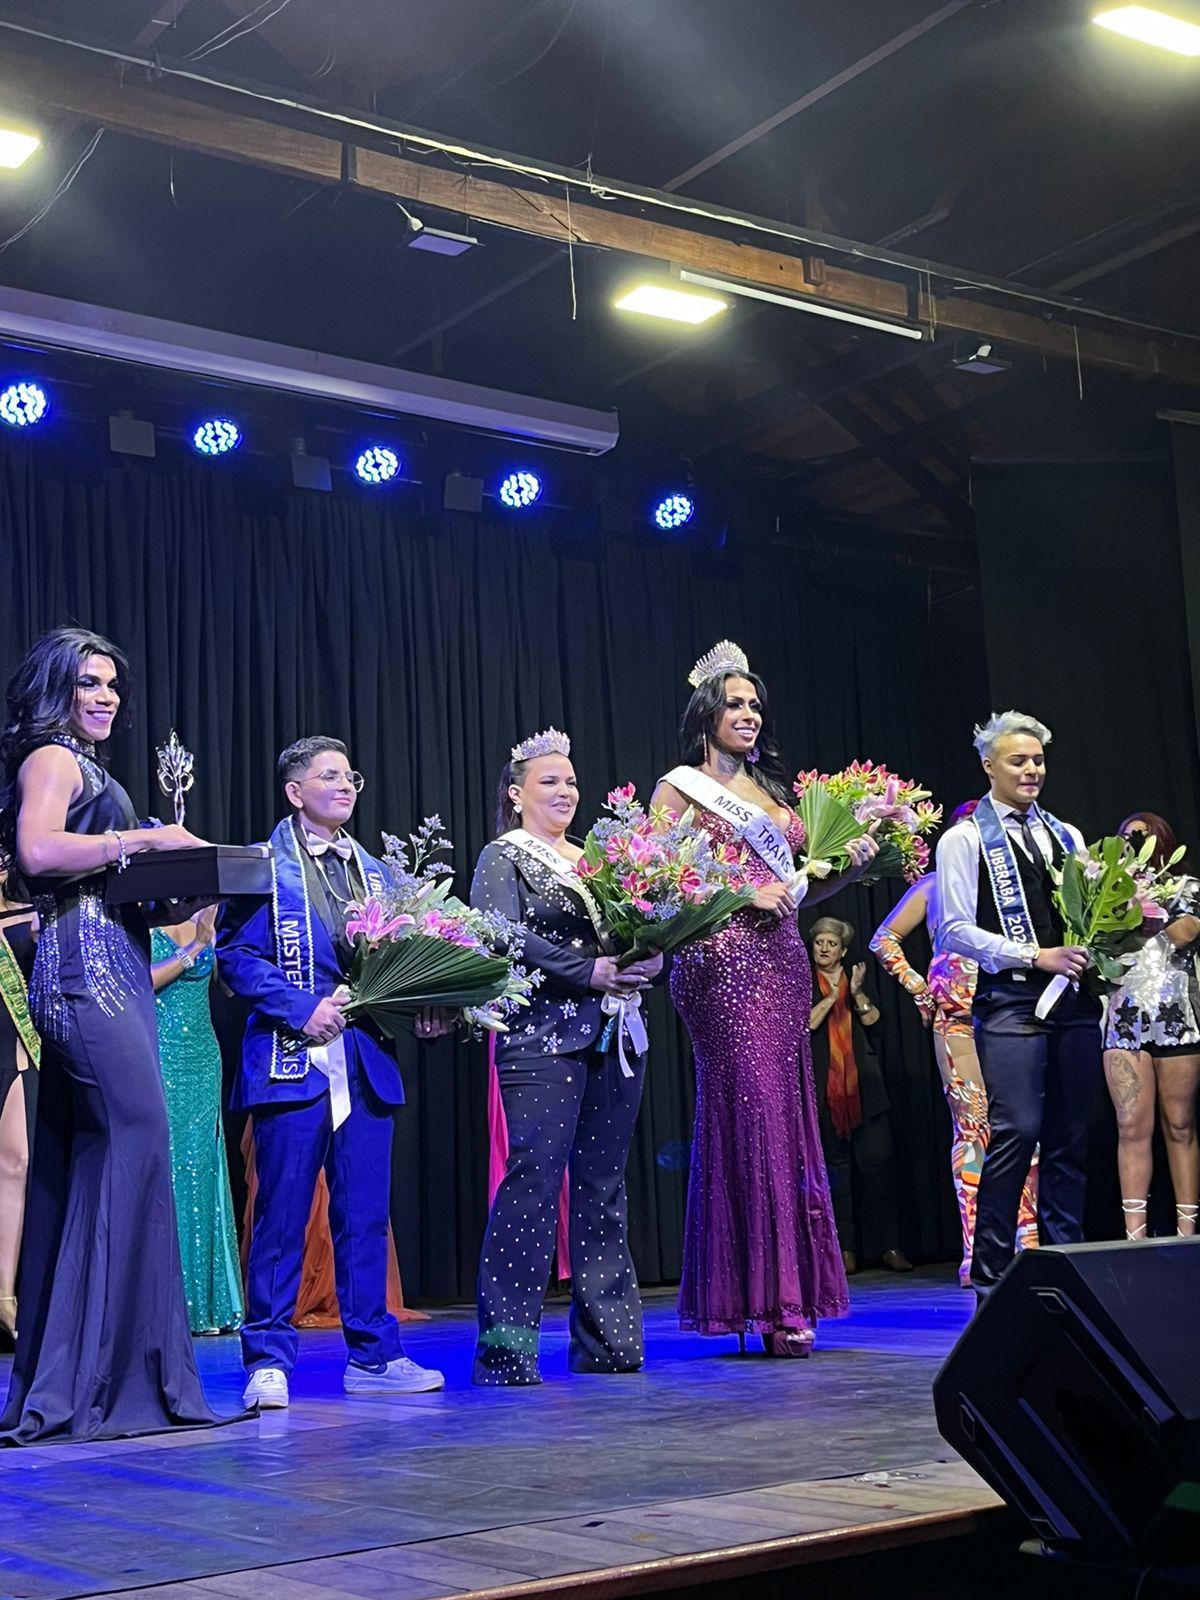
[672, 809, 849, 1335]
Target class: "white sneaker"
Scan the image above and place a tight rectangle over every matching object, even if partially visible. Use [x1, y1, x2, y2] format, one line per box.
[243, 1367, 290, 1409]
[343, 1355, 445, 1395]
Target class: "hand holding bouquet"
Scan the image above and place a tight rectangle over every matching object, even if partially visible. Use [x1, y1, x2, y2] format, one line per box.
[793, 761, 940, 886]
[576, 785, 754, 965]
[340, 818, 536, 1038]
[1036, 832, 1185, 1019]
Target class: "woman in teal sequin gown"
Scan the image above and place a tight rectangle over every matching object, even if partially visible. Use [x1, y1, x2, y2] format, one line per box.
[151, 906, 243, 1335]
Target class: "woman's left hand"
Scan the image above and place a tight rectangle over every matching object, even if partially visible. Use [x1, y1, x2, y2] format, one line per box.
[624, 951, 664, 986]
[850, 961, 867, 996]
[846, 829, 880, 874]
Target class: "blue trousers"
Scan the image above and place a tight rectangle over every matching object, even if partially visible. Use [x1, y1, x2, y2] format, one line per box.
[242, 1054, 402, 1374]
[971, 978, 1101, 1293]
[475, 1045, 646, 1384]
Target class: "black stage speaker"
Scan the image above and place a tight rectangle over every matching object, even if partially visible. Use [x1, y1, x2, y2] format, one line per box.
[933, 1239, 1200, 1565]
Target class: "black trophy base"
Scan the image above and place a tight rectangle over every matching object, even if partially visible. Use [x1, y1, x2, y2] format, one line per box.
[105, 844, 273, 905]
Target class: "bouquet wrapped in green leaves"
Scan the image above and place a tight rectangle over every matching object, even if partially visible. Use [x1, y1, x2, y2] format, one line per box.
[793, 761, 940, 887]
[1037, 832, 1185, 1018]
[340, 819, 536, 1038]
[576, 785, 754, 965]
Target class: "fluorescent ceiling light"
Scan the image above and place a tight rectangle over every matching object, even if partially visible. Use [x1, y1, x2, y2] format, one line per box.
[677, 269, 925, 341]
[0, 127, 40, 169]
[614, 282, 729, 325]
[404, 218, 479, 255]
[0, 285, 620, 454]
[1093, 6, 1200, 55]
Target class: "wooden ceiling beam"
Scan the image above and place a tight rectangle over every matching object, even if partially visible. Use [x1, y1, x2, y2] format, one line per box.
[2, 44, 1200, 386]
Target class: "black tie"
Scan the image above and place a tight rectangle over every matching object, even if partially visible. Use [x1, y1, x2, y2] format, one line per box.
[1013, 811, 1042, 868]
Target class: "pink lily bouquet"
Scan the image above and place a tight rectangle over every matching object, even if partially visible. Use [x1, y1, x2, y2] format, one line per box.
[340, 818, 536, 1038]
[577, 786, 754, 965]
[1037, 832, 1185, 1018]
[793, 761, 941, 886]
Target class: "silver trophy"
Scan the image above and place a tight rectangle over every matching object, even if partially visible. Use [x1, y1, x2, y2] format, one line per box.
[156, 729, 195, 827]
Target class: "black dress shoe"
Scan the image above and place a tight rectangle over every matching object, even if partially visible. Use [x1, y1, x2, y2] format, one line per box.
[841, 1248, 858, 1276]
[882, 1248, 914, 1273]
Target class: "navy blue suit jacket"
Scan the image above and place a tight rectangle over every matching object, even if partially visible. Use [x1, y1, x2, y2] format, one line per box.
[218, 850, 404, 1112]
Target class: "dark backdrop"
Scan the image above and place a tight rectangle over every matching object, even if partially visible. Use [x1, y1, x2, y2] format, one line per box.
[0, 441, 987, 1299]
[973, 455, 1200, 1238]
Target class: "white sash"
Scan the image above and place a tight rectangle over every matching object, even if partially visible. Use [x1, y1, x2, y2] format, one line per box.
[501, 829, 650, 1073]
[662, 765, 801, 889]
[499, 829, 609, 945]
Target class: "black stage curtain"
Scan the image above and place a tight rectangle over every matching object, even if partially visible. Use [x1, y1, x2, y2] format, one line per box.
[974, 456, 1200, 1239]
[0, 443, 982, 1298]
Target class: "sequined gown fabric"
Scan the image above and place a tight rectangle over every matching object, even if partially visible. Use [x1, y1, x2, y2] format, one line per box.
[152, 932, 244, 1334]
[672, 809, 849, 1334]
[1, 743, 221, 1443]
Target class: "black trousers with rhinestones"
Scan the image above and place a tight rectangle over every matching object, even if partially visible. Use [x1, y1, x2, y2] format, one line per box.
[474, 1044, 646, 1385]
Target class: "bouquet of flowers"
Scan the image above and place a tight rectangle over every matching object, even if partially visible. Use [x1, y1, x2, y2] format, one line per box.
[339, 818, 536, 1038]
[576, 785, 754, 965]
[793, 761, 941, 886]
[1036, 831, 1185, 1019]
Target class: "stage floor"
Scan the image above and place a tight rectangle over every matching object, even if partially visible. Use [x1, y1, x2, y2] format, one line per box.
[0, 1270, 999, 1600]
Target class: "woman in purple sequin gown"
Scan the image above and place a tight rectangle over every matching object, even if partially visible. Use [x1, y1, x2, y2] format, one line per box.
[654, 644, 877, 1356]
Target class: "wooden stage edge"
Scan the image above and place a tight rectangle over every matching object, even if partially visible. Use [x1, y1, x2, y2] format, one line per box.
[452, 1505, 1001, 1600]
[117, 1457, 1005, 1600]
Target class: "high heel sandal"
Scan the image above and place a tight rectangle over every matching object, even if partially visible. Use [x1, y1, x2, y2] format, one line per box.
[1177, 1203, 1199, 1237]
[1122, 1198, 1149, 1241]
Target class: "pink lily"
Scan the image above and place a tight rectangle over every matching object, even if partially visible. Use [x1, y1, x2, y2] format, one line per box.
[345, 898, 415, 944]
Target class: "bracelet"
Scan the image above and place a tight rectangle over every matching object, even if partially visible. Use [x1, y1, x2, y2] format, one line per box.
[177, 945, 196, 970]
[104, 830, 128, 871]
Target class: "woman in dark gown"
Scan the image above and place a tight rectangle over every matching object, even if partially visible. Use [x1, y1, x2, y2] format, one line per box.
[0, 628, 224, 1443]
[653, 641, 877, 1357]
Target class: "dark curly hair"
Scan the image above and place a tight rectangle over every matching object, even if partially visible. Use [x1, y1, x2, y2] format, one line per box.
[678, 669, 792, 809]
[0, 627, 128, 872]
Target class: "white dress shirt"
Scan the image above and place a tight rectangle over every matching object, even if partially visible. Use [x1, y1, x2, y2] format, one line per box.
[936, 800, 1086, 973]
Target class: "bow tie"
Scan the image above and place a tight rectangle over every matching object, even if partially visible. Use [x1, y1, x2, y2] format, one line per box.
[304, 832, 353, 862]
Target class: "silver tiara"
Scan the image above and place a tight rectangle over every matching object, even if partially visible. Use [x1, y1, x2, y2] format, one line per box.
[688, 639, 750, 688]
[511, 726, 571, 762]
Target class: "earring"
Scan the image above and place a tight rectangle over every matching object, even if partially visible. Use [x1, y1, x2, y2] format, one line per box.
[747, 746, 761, 766]
[513, 800, 523, 814]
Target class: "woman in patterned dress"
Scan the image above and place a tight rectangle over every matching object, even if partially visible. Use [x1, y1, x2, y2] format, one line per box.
[1103, 811, 1200, 1240]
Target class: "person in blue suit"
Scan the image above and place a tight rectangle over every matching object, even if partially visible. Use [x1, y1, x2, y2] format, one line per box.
[218, 736, 451, 1409]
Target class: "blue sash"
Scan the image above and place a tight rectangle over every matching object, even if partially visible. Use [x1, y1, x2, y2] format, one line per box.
[973, 793, 1076, 948]
[267, 816, 387, 1082]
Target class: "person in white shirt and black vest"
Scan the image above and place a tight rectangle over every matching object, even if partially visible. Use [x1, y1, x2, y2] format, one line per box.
[936, 711, 1101, 1300]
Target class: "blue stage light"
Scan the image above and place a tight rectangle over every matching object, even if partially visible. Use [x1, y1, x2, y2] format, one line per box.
[355, 446, 400, 485]
[0, 381, 48, 428]
[192, 418, 241, 456]
[653, 492, 694, 531]
[499, 469, 543, 509]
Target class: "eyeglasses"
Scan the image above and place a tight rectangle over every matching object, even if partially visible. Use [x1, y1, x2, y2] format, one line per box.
[304, 769, 365, 792]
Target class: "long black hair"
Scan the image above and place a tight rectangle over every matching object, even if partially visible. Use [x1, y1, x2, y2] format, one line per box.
[494, 757, 528, 836]
[0, 627, 128, 871]
[679, 670, 792, 808]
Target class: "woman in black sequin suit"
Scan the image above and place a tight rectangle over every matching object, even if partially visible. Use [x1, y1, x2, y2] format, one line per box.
[0, 628, 224, 1443]
[470, 729, 662, 1385]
